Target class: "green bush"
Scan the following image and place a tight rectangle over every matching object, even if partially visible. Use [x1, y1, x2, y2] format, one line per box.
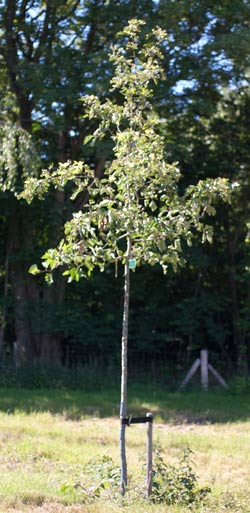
[151, 446, 210, 505]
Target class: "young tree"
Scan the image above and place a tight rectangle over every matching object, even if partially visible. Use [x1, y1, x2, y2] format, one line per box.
[22, 19, 231, 494]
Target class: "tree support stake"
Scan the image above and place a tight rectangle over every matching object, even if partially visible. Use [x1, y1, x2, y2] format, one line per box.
[121, 412, 153, 497]
[179, 349, 227, 391]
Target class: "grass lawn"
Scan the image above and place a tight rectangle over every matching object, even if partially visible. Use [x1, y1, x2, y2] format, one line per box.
[0, 383, 249, 512]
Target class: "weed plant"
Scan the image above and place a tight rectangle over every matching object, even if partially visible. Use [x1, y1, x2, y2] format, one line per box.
[151, 446, 210, 505]
[58, 448, 209, 507]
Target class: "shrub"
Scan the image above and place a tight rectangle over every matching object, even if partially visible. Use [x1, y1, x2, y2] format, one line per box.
[151, 446, 210, 505]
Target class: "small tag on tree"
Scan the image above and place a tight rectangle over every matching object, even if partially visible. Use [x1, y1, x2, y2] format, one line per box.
[129, 258, 136, 270]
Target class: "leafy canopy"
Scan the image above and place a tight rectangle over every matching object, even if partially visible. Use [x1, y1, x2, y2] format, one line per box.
[0, 123, 41, 193]
[22, 19, 232, 283]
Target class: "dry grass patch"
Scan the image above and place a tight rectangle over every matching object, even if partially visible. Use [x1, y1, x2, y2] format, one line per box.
[0, 389, 249, 512]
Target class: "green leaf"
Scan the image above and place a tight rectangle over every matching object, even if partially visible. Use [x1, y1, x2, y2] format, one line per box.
[150, 200, 157, 212]
[29, 264, 40, 275]
[45, 273, 54, 285]
[158, 239, 166, 252]
[84, 134, 94, 145]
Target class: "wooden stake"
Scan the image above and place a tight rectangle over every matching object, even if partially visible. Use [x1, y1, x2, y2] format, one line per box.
[201, 349, 208, 391]
[208, 363, 228, 388]
[179, 349, 227, 391]
[146, 412, 153, 498]
[179, 357, 200, 390]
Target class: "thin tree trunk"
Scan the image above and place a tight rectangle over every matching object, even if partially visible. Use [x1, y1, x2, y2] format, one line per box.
[228, 236, 242, 367]
[0, 246, 11, 361]
[120, 235, 131, 495]
[8, 199, 38, 365]
[39, 132, 67, 364]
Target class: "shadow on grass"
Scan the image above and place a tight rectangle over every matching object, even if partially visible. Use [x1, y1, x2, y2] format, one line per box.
[0, 383, 249, 423]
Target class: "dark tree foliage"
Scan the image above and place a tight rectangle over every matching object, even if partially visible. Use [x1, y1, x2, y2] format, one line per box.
[0, 0, 155, 366]
[0, 0, 249, 372]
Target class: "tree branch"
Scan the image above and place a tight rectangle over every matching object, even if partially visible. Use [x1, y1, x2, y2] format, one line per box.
[84, 21, 97, 55]
[56, 0, 81, 24]
[33, 0, 54, 62]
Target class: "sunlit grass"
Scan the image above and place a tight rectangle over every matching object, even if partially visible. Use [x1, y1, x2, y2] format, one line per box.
[0, 382, 250, 421]
[0, 386, 249, 511]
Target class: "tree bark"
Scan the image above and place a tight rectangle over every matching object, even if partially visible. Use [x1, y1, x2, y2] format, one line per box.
[1, 1, 77, 367]
[120, 235, 131, 495]
[0, 241, 11, 361]
[227, 234, 243, 367]
[8, 193, 65, 367]
[39, 131, 67, 364]
[39, 278, 65, 364]
[8, 199, 40, 365]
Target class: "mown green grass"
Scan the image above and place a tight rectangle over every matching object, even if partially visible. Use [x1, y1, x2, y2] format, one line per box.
[0, 384, 249, 512]
[0, 381, 250, 421]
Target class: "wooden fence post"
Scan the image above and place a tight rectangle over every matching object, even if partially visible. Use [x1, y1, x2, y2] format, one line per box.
[146, 412, 153, 498]
[208, 363, 228, 388]
[179, 349, 227, 391]
[201, 349, 208, 391]
[179, 357, 201, 390]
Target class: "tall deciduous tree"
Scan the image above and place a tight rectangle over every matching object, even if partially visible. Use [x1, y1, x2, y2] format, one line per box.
[155, 0, 250, 365]
[0, 0, 155, 365]
[22, 19, 231, 493]
[0, 0, 248, 372]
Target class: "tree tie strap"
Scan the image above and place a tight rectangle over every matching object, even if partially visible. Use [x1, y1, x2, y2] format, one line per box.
[121, 416, 153, 426]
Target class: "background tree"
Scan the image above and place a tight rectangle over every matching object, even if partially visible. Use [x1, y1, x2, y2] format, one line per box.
[155, 0, 250, 367]
[0, 0, 155, 365]
[0, 0, 249, 373]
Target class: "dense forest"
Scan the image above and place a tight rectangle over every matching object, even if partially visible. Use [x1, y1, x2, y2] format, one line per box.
[0, 0, 249, 380]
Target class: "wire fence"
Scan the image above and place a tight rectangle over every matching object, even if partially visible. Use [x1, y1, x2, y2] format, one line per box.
[0, 339, 234, 390]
